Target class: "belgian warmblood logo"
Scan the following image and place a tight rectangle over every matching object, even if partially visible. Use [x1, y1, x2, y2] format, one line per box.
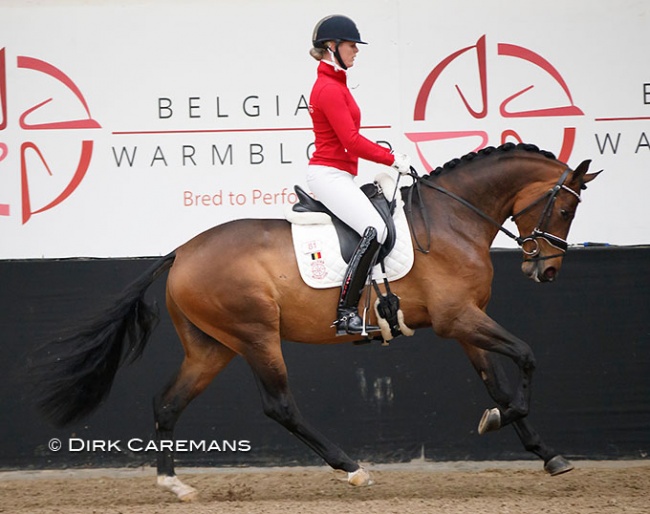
[0, 47, 100, 224]
[406, 35, 584, 170]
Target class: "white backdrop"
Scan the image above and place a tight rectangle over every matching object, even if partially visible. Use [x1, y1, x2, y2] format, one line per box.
[1, 0, 648, 258]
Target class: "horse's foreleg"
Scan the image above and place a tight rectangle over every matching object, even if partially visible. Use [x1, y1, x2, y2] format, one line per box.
[461, 344, 573, 474]
[451, 308, 536, 430]
[245, 345, 372, 486]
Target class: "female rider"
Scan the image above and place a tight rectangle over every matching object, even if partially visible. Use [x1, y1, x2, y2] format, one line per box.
[307, 15, 411, 335]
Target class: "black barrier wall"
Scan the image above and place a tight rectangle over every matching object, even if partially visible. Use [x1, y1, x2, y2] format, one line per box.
[0, 247, 648, 470]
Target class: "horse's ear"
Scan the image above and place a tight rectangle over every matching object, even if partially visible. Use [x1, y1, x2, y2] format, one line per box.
[571, 159, 601, 190]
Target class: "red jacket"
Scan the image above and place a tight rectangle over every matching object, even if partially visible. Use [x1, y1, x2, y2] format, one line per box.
[309, 61, 393, 175]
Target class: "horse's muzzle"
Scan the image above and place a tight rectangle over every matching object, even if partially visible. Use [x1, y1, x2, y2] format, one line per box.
[521, 259, 559, 283]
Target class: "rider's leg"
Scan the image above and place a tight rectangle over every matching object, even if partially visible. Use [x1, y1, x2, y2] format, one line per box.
[334, 226, 381, 335]
[307, 166, 387, 334]
[306, 165, 388, 244]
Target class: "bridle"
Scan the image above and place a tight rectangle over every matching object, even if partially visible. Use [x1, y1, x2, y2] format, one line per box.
[404, 166, 581, 262]
[511, 167, 581, 260]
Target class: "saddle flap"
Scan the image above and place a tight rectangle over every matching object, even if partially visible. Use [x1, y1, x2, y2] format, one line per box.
[289, 199, 414, 290]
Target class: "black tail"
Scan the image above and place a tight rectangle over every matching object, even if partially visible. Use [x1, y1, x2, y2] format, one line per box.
[29, 252, 176, 427]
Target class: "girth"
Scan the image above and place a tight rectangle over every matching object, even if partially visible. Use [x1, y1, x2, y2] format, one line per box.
[291, 183, 397, 263]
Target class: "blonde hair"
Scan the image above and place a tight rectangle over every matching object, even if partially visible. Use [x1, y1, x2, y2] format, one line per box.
[309, 44, 330, 61]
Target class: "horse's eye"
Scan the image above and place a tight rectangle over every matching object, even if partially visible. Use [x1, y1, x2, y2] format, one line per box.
[560, 209, 572, 221]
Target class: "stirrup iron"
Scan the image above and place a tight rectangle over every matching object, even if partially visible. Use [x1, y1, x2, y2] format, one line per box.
[333, 307, 380, 336]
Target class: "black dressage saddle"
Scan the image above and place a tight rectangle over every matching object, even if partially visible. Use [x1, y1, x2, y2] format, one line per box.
[291, 183, 397, 263]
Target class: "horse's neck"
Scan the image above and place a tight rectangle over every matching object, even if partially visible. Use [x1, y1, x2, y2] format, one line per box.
[433, 156, 549, 242]
[445, 163, 528, 221]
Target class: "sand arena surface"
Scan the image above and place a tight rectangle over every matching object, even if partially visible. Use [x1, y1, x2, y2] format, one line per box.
[1, 460, 648, 514]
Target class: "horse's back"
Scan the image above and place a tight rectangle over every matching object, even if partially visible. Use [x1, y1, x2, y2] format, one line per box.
[179, 217, 287, 253]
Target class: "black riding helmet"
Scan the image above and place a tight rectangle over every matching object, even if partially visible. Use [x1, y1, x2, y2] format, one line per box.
[312, 15, 367, 70]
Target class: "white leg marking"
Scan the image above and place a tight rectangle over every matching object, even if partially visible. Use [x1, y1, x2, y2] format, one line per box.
[157, 475, 198, 502]
[347, 467, 374, 486]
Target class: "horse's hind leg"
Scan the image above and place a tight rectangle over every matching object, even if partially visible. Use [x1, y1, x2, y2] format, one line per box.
[461, 344, 574, 475]
[154, 298, 237, 501]
[244, 339, 372, 486]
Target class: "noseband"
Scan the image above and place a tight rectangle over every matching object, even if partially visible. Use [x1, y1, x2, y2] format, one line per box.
[405, 167, 581, 262]
[510, 167, 581, 261]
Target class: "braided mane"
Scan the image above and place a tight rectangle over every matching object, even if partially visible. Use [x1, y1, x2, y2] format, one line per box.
[427, 142, 557, 177]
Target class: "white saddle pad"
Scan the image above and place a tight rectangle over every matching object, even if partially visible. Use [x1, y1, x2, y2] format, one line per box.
[287, 175, 415, 289]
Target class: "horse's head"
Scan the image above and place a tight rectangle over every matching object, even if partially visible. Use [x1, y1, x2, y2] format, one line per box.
[512, 159, 600, 283]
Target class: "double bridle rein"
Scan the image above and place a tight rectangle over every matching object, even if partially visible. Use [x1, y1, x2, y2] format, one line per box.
[404, 166, 581, 262]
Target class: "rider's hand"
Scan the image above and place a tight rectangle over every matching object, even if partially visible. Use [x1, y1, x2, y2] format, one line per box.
[391, 152, 412, 175]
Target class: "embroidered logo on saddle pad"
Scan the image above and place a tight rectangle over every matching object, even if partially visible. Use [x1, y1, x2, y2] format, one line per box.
[287, 175, 415, 289]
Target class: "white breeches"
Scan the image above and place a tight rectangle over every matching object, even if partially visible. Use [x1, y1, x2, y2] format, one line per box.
[306, 165, 388, 244]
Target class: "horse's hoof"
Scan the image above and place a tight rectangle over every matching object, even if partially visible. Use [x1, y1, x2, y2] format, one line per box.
[478, 407, 501, 434]
[157, 475, 198, 501]
[544, 455, 575, 476]
[178, 488, 198, 502]
[348, 467, 374, 486]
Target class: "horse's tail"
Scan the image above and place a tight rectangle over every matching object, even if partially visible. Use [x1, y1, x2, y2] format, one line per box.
[29, 252, 177, 427]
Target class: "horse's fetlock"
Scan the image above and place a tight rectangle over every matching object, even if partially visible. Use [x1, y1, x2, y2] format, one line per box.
[527, 353, 537, 369]
[512, 404, 529, 419]
[519, 354, 536, 372]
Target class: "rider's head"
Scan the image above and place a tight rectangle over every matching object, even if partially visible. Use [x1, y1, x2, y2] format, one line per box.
[310, 15, 367, 70]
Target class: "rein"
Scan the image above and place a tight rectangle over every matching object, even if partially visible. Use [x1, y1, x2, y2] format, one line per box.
[404, 166, 580, 261]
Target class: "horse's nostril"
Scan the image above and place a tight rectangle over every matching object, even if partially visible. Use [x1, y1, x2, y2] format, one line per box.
[544, 267, 557, 281]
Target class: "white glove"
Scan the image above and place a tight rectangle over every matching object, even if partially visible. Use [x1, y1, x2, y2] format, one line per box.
[391, 152, 412, 175]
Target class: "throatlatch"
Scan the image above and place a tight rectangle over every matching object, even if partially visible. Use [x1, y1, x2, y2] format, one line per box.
[333, 226, 382, 336]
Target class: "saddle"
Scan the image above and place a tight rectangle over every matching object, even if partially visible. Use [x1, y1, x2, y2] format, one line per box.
[291, 182, 397, 263]
[287, 174, 415, 344]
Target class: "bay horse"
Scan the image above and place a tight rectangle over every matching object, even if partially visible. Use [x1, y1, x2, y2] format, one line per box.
[31, 143, 599, 501]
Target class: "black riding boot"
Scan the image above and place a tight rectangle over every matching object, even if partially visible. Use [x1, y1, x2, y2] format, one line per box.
[333, 226, 382, 336]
